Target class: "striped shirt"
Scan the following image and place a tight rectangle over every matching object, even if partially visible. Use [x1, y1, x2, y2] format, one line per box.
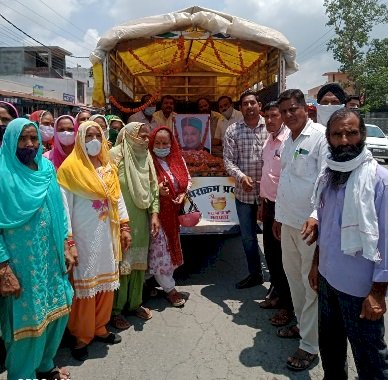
[223, 120, 269, 204]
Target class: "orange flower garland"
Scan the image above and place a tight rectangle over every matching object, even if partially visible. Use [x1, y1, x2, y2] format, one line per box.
[177, 35, 185, 62]
[109, 93, 159, 114]
[209, 37, 245, 74]
[127, 36, 260, 78]
[186, 37, 211, 68]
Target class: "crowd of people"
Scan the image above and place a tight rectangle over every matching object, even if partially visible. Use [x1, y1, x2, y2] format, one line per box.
[0, 82, 387, 379]
[0, 99, 191, 379]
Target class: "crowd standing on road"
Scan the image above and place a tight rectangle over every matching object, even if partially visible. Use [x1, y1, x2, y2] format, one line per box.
[0, 84, 387, 379]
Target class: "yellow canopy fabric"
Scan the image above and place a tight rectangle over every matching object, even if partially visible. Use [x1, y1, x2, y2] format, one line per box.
[90, 7, 298, 106]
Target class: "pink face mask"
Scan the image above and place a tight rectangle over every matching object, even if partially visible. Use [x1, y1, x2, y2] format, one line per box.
[57, 131, 75, 146]
[39, 125, 54, 142]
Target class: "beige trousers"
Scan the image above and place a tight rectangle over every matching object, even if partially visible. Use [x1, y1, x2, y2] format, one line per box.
[281, 224, 318, 354]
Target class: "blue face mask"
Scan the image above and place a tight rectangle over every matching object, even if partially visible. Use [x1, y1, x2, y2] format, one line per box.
[153, 147, 171, 158]
[143, 106, 156, 117]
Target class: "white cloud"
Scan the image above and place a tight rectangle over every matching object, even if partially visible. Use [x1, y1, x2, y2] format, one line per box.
[287, 52, 338, 92]
[1, 0, 387, 93]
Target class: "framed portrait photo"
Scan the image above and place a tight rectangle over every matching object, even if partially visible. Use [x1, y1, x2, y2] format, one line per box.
[175, 114, 211, 153]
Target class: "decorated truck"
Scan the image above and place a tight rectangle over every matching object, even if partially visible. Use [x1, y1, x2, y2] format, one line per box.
[90, 6, 298, 234]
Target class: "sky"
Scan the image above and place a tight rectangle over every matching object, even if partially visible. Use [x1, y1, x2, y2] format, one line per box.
[0, 0, 387, 93]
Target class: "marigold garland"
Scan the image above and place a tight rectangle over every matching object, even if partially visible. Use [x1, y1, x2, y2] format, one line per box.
[209, 37, 245, 74]
[186, 37, 211, 68]
[109, 93, 159, 114]
[112, 36, 266, 110]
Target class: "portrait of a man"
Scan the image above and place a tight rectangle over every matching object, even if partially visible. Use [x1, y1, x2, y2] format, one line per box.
[176, 114, 211, 152]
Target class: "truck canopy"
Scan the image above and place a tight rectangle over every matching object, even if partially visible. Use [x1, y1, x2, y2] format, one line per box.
[90, 6, 298, 107]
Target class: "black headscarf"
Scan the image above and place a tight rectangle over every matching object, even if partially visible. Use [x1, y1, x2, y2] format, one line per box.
[317, 83, 346, 104]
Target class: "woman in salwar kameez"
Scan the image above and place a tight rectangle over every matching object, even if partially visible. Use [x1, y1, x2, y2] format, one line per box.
[44, 115, 77, 170]
[109, 122, 159, 328]
[57, 121, 131, 361]
[148, 126, 191, 307]
[0, 118, 73, 380]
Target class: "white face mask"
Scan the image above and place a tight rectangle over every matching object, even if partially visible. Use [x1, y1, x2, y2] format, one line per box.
[221, 106, 234, 120]
[316, 104, 344, 126]
[57, 131, 75, 146]
[103, 129, 109, 139]
[85, 139, 101, 156]
[39, 125, 54, 142]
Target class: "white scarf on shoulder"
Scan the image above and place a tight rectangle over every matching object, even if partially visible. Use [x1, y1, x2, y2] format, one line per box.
[314, 147, 380, 262]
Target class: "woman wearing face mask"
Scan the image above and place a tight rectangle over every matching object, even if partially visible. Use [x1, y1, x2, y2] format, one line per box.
[89, 114, 111, 148]
[0, 101, 18, 146]
[57, 121, 131, 361]
[29, 110, 54, 152]
[148, 126, 191, 307]
[0, 118, 74, 380]
[74, 110, 91, 127]
[109, 122, 159, 328]
[105, 115, 125, 146]
[44, 115, 76, 170]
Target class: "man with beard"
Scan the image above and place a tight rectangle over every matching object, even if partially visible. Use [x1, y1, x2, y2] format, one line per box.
[273, 89, 327, 371]
[309, 108, 388, 379]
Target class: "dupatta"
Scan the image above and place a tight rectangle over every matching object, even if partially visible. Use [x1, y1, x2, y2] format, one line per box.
[57, 121, 122, 260]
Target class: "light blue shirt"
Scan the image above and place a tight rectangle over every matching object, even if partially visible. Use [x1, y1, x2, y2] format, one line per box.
[318, 165, 388, 297]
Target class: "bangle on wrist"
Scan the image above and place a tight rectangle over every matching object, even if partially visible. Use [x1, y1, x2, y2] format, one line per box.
[67, 239, 76, 248]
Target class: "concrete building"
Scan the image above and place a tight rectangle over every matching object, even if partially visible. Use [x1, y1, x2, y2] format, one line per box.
[0, 46, 91, 115]
[308, 71, 356, 99]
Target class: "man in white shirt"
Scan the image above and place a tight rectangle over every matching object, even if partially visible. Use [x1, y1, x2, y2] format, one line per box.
[128, 94, 157, 128]
[213, 96, 243, 146]
[152, 95, 177, 130]
[273, 89, 327, 371]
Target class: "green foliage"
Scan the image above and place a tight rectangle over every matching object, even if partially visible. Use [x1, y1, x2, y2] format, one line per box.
[324, 0, 388, 109]
[360, 39, 388, 109]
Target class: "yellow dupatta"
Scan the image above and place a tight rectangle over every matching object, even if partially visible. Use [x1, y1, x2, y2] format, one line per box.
[57, 121, 122, 260]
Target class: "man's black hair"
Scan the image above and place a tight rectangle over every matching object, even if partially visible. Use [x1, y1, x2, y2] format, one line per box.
[277, 89, 306, 106]
[263, 101, 279, 112]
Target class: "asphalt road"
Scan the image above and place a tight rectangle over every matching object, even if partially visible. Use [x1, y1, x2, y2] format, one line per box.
[1, 163, 387, 379]
[1, 233, 380, 380]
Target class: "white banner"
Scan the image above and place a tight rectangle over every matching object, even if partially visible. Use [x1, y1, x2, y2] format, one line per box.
[187, 176, 238, 225]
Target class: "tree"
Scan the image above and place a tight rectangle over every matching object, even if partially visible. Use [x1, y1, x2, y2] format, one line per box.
[359, 39, 388, 110]
[324, 0, 388, 108]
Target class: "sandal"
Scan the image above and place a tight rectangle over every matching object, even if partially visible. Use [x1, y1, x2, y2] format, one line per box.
[110, 314, 131, 330]
[37, 367, 70, 380]
[276, 325, 301, 339]
[287, 348, 318, 371]
[135, 306, 153, 320]
[259, 297, 280, 309]
[270, 309, 294, 327]
[166, 289, 186, 308]
[95, 332, 122, 344]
